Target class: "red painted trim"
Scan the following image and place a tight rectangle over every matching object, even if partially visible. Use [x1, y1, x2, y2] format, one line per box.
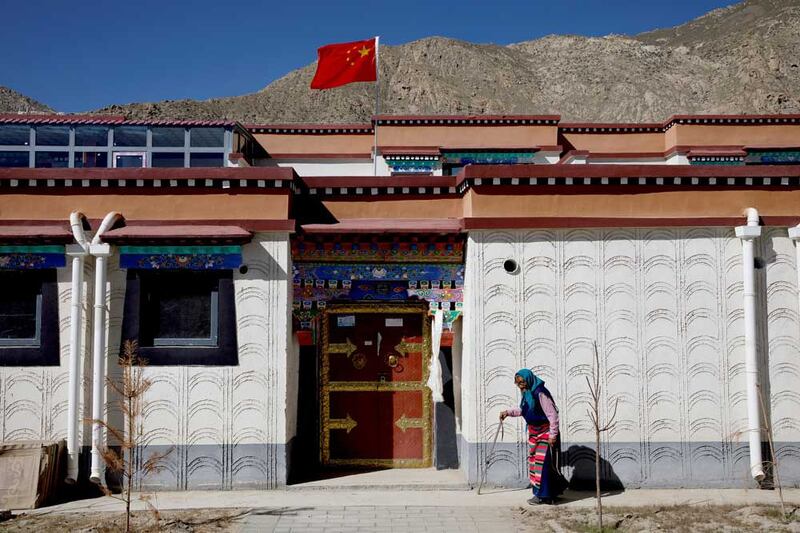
[302, 176, 458, 189]
[588, 152, 666, 159]
[563, 115, 800, 132]
[380, 146, 442, 156]
[745, 145, 800, 151]
[0, 114, 237, 127]
[374, 114, 561, 122]
[0, 220, 76, 226]
[247, 123, 373, 132]
[462, 164, 800, 179]
[95, 219, 295, 232]
[687, 149, 747, 157]
[268, 153, 372, 159]
[0, 166, 297, 181]
[301, 219, 464, 234]
[464, 217, 783, 229]
[102, 225, 252, 242]
[668, 114, 800, 123]
[560, 122, 662, 128]
[0, 113, 126, 124]
[0, 224, 73, 243]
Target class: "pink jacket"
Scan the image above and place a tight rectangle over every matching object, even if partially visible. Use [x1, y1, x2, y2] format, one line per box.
[506, 392, 560, 440]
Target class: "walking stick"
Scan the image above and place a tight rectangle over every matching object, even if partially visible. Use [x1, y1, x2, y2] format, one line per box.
[477, 421, 504, 495]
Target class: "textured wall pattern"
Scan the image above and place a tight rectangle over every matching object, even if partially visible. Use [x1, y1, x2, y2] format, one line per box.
[108, 233, 292, 490]
[466, 228, 800, 487]
[1, 233, 292, 489]
[0, 264, 91, 445]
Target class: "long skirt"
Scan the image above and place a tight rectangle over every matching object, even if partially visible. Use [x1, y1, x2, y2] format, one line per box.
[528, 423, 561, 499]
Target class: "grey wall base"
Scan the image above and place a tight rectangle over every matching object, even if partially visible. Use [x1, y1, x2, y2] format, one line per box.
[81, 443, 290, 491]
[458, 436, 800, 489]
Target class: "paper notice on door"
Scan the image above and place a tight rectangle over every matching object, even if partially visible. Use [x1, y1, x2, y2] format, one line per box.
[385, 318, 403, 327]
[364, 340, 373, 346]
[337, 315, 355, 327]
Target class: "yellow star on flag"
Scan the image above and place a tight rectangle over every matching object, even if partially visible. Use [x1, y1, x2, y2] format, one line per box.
[358, 46, 371, 57]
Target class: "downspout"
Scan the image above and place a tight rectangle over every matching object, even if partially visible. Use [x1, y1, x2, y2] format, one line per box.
[788, 223, 800, 315]
[89, 212, 121, 484]
[734, 207, 765, 483]
[66, 212, 89, 483]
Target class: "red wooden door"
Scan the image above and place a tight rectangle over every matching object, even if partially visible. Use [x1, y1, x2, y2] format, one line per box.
[321, 304, 431, 467]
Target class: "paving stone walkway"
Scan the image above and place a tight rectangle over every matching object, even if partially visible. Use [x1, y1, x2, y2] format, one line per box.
[235, 505, 525, 532]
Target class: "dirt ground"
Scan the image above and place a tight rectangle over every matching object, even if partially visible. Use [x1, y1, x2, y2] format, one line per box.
[0, 509, 243, 533]
[519, 503, 800, 532]
[0, 503, 798, 532]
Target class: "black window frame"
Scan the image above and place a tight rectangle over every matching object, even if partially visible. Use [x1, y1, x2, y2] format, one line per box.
[0, 269, 60, 366]
[34, 125, 70, 146]
[121, 269, 237, 366]
[189, 152, 225, 167]
[75, 125, 110, 147]
[34, 151, 70, 168]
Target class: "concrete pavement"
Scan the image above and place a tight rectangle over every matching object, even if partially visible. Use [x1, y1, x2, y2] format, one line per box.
[30, 487, 800, 514]
[19, 486, 800, 532]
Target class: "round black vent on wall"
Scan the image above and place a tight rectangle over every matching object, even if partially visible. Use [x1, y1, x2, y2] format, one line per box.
[503, 259, 519, 274]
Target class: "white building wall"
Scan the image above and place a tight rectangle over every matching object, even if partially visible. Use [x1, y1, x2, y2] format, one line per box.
[258, 158, 388, 176]
[0, 233, 292, 490]
[105, 232, 292, 490]
[463, 228, 800, 487]
[0, 267, 91, 444]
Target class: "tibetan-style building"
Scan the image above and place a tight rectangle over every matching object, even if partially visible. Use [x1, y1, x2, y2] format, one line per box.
[0, 112, 799, 490]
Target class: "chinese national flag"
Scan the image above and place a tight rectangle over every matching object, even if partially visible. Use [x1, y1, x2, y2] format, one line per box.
[310, 38, 377, 90]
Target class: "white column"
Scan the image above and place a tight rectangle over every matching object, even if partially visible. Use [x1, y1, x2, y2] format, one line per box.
[89, 244, 112, 483]
[788, 225, 800, 316]
[65, 246, 87, 483]
[734, 208, 765, 482]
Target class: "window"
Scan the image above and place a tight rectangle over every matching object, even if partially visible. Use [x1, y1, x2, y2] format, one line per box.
[0, 151, 30, 167]
[0, 125, 30, 146]
[152, 127, 185, 147]
[190, 153, 224, 167]
[74, 151, 108, 168]
[75, 126, 109, 147]
[113, 152, 145, 168]
[113, 126, 146, 147]
[122, 270, 237, 365]
[35, 151, 69, 168]
[190, 127, 224, 147]
[151, 152, 185, 168]
[0, 270, 59, 366]
[34, 126, 69, 146]
[0, 279, 41, 346]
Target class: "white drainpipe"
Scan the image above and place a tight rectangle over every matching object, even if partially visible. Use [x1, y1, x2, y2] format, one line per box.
[788, 224, 800, 309]
[89, 212, 121, 484]
[65, 212, 89, 483]
[734, 207, 765, 482]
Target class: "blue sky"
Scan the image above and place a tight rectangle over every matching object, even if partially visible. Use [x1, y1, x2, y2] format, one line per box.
[1, 0, 737, 113]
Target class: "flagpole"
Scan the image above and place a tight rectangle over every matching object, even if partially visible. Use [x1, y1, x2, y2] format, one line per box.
[373, 35, 380, 177]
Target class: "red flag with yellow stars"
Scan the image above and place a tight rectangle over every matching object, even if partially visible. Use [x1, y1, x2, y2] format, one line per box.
[310, 38, 377, 90]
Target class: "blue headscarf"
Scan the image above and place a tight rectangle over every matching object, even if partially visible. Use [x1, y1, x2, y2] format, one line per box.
[516, 368, 544, 420]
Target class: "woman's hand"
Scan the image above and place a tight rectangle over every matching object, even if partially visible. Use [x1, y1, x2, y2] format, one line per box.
[499, 410, 508, 421]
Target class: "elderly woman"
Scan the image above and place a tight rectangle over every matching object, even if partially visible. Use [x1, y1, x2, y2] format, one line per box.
[500, 369, 563, 505]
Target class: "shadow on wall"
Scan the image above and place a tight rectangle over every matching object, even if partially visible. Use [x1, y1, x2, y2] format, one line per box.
[563, 445, 624, 492]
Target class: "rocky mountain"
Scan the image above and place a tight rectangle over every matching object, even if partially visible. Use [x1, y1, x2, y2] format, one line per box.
[3, 0, 799, 123]
[0, 87, 53, 115]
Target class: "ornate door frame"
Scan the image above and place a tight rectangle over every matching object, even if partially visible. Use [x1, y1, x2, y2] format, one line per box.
[320, 302, 432, 468]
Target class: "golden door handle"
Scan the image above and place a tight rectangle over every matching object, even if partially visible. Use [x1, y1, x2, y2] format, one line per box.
[386, 354, 399, 368]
